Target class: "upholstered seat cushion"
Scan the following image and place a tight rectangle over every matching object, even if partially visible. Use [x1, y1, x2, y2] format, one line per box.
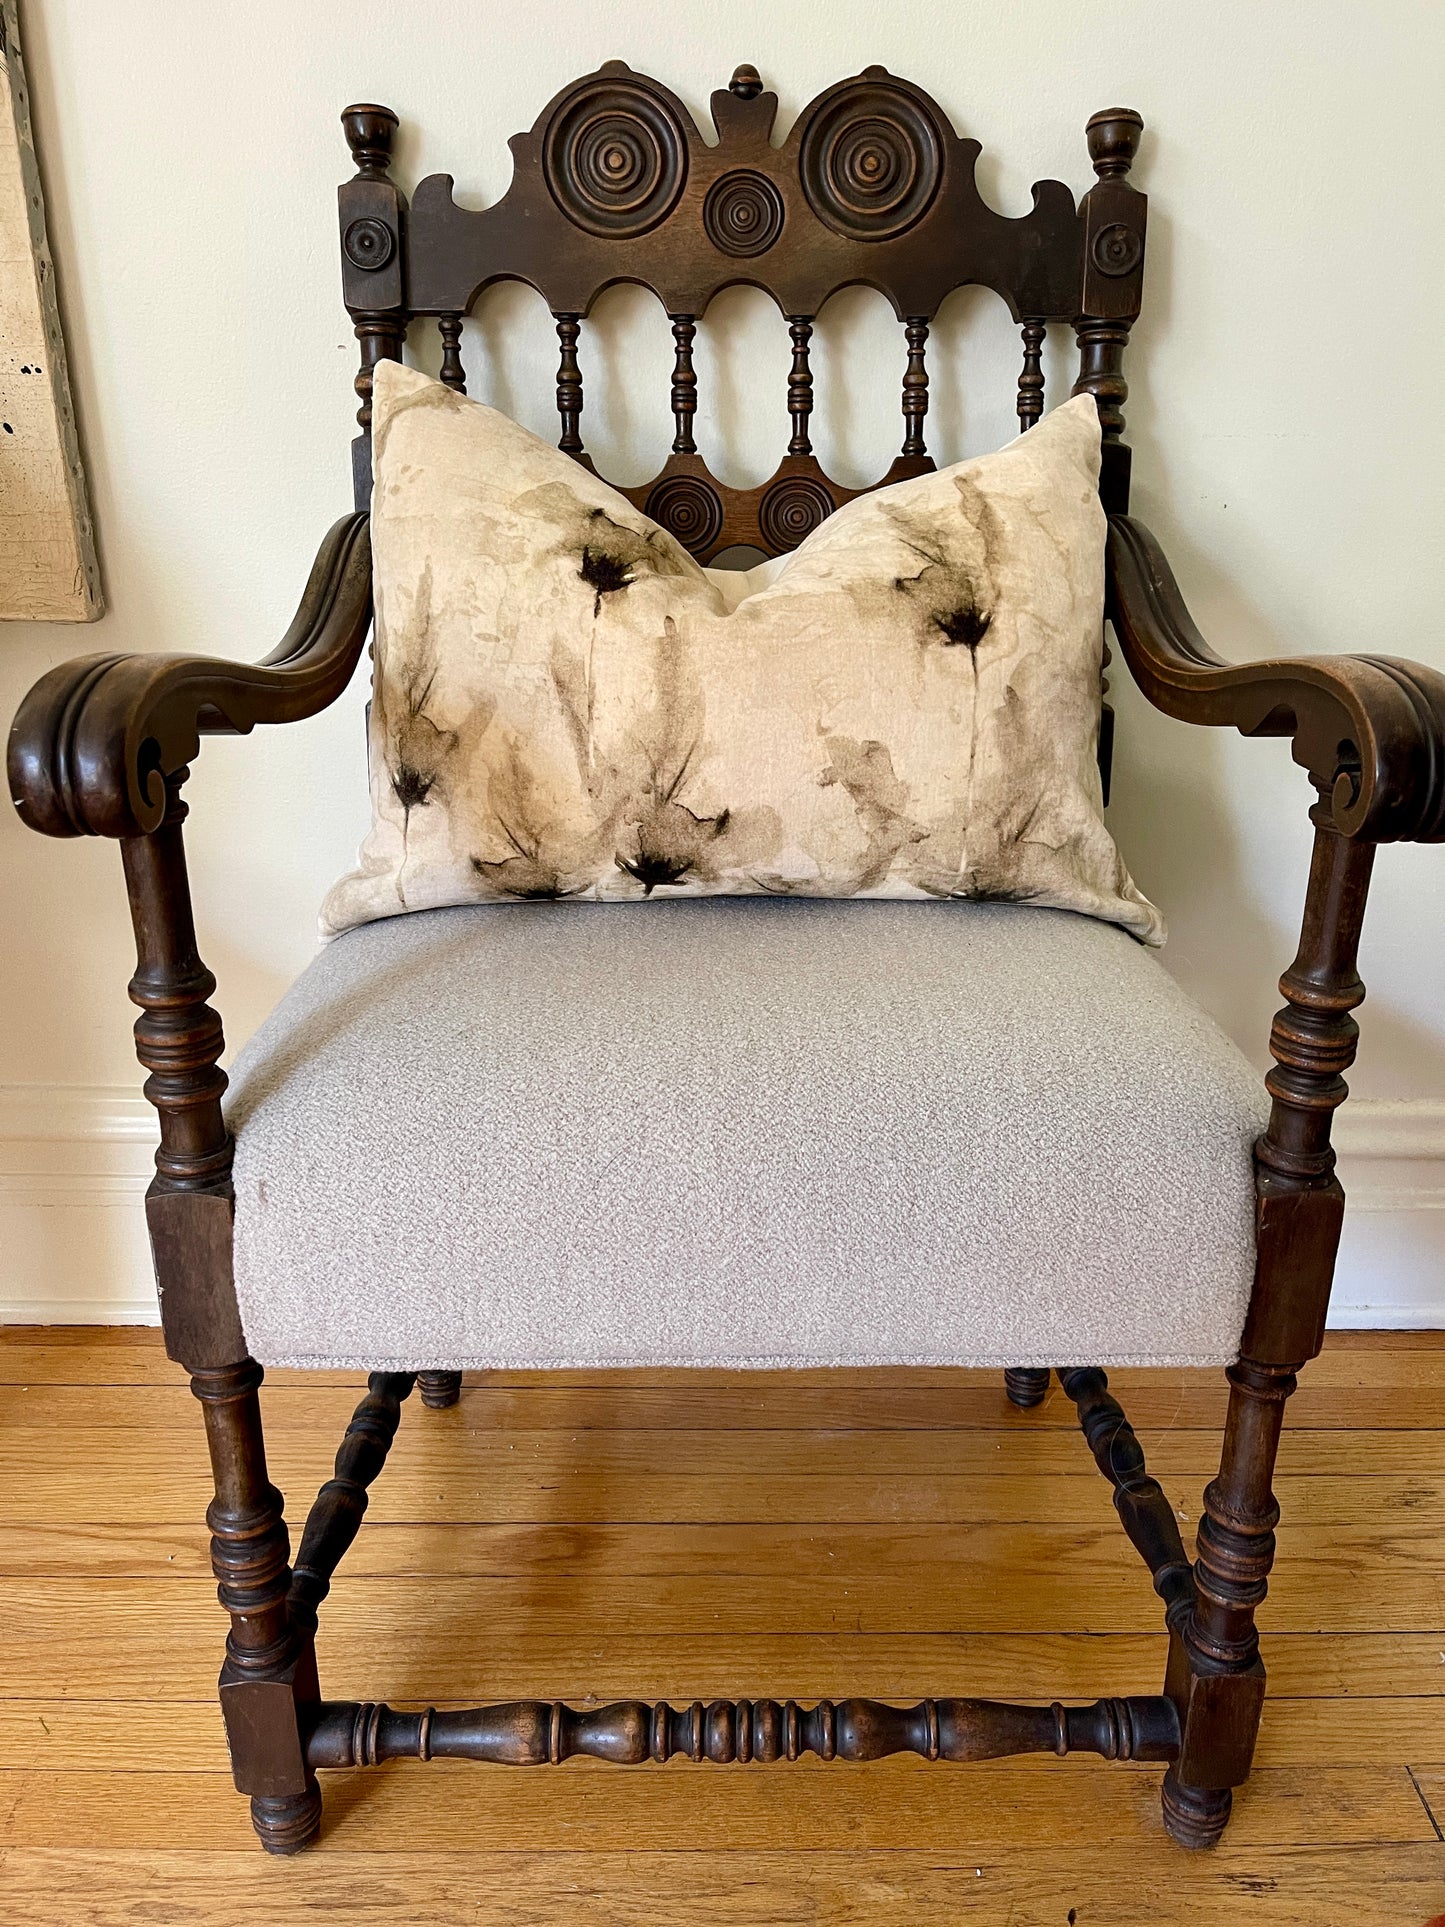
[225, 900, 1267, 1371]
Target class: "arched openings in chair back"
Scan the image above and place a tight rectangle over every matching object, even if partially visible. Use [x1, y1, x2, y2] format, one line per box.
[338, 65, 1147, 543]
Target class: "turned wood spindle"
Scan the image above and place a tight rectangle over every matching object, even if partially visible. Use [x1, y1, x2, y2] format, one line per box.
[438, 316, 466, 392]
[192, 1357, 321, 1854]
[1074, 107, 1144, 513]
[1166, 792, 1375, 1850]
[901, 317, 929, 457]
[307, 1692, 1179, 1772]
[1073, 317, 1131, 444]
[669, 315, 698, 455]
[555, 314, 584, 456]
[1017, 319, 1046, 430]
[1003, 1367, 1050, 1408]
[289, 1373, 417, 1636]
[1059, 1367, 1195, 1632]
[418, 1370, 463, 1409]
[1255, 793, 1374, 1196]
[120, 772, 230, 1192]
[786, 316, 814, 457]
[340, 104, 404, 444]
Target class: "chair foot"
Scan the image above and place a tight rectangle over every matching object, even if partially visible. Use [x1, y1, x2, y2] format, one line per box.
[418, 1370, 462, 1409]
[1160, 1767, 1232, 1849]
[251, 1785, 323, 1855]
[1003, 1367, 1050, 1408]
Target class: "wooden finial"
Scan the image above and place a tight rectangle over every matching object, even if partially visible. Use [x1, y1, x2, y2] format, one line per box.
[729, 64, 763, 100]
[341, 102, 399, 178]
[1086, 108, 1143, 179]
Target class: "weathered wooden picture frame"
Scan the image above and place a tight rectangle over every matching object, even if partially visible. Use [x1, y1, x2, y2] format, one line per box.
[0, 0, 100, 621]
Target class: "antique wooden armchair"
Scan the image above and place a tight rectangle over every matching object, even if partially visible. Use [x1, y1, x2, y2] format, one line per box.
[10, 61, 1445, 1859]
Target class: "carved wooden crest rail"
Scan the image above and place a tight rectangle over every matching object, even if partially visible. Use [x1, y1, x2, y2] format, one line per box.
[338, 61, 1148, 548]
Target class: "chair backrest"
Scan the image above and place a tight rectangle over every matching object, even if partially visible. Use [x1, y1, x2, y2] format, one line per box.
[337, 61, 1147, 549]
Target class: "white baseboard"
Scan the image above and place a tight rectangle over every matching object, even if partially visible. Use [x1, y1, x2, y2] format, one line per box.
[1, 1084, 1443, 1328]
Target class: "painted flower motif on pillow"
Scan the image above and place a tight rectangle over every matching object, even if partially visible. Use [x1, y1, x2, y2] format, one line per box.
[322, 361, 1162, 946]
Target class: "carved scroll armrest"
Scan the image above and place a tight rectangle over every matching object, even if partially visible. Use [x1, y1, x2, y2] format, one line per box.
[8, 511, 372, 840]
[1107, 514, 1445, 843]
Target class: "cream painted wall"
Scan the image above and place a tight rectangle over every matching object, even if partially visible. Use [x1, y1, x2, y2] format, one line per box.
[2, 1, 1444, 1318]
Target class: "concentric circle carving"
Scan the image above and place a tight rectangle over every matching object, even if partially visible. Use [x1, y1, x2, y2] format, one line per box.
[1093, 221, 1143, 277]
[703, 169, 784, 257]
[759, 477, 835, 552]
[645, 475, 724, 556]
[799, 81, 944, 241]
[543, 80, 688, 238]
[342, 216, 394, 271]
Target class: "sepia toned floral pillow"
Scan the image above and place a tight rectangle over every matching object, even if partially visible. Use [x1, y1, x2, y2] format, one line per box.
[321, 360, 1162, 945]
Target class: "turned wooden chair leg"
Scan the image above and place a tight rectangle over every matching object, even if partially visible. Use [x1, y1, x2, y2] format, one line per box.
[1003, 1367, 1050, 1408]
[418, 1370, 462, 1409]
[1162, 1352, 1298, 1847]
[192, 1357, 322, 1854]
[1163, 801, 1375, 1847]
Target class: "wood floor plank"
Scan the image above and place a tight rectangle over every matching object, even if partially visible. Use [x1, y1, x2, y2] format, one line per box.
[4, 1418, 1441, 1488]
[0, 1536, 1439, 1654]
[0, 1760, 1432, 1852]
[2, 1514, 1442, 1636]
[2, 1433, 1445, 1533]
[4, 1376, 1444, 1429]
[0, 1326, 1438, 1916]
[0, 1846, 1439, 1927]
[1, 1575, 1440, 1699]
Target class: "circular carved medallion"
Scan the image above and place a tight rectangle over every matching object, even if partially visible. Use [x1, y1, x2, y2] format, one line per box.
[799, 80, 944, 241]
[645, 475, 724, 556]
[759, 476, 835, 552]
[543, 79, 688, 238]
[1092, 221, 1143, 277]
[342, 216, 395, 272]
[703, 169, 785, 257]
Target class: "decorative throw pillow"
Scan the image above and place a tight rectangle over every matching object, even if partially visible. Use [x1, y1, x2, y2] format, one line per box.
[321, 361, 1162, 945]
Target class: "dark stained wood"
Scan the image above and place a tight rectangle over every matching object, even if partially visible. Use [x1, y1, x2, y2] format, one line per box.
[8, 56, 1445, 1871]
[668, 315, 697, 454]
[334, 63, 1149, 550]
[118, 771, 244, 1369]
[191, 1357, 321, 1854]
[306, 1692, 1180, 1770]
[289, 1373, 416, 1637]
[1058, 1367, 1194, 1631]
[339, 104, 406, 506]
[1003, 1367, 1049, 1408]
[1016, 319, 1045, 430]
[554, 313, 584, 455]
[786, 315, 813, 456]
[437, 316, 466, 392]
[1107, 519, 1445, 846]
[418, 1370, 463, 1409]
[900, 318, 929, 456]
[1163, 793, 1380, 1848]
[7, 513, 373, 841]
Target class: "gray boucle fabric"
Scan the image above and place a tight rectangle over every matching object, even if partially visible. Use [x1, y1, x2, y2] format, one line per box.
[226, 900, 1269, 1371]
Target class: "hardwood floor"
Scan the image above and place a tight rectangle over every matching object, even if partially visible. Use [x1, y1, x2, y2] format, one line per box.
[0, 1326, 1441, 1924]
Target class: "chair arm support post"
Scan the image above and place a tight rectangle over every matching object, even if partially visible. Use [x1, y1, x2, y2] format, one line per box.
[7, 511, 372, 841]
[1246, 791, 1373, 1364]
[1165, 793, 1374, 1847]
[120, 769, 246, 1369]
